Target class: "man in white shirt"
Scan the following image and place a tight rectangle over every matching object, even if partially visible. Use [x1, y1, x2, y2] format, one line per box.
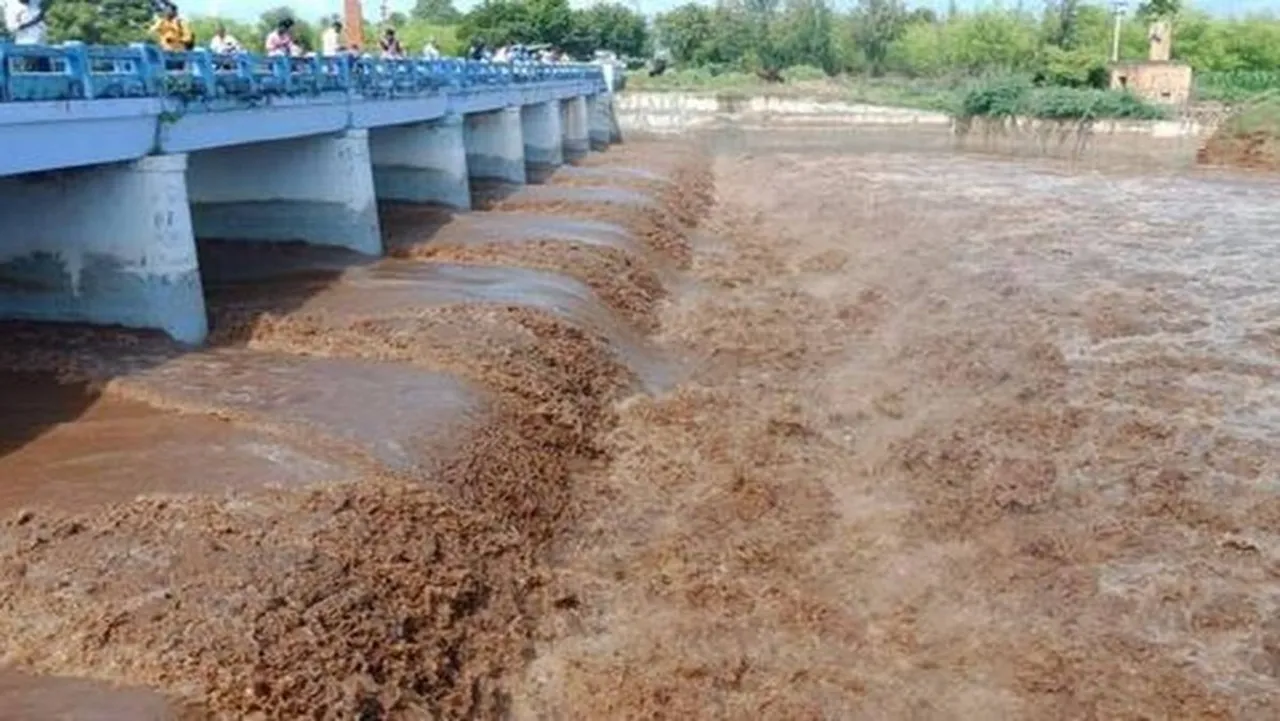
[4, 0, 46, 45]
[422, 37, 440, 59]
[320, 19, 342, 56]
[208, 23, 241, 54]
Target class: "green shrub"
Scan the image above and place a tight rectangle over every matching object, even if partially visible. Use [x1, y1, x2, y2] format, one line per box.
[785, 64, 829, 81]
[1219, 95, 1280, 136]
[1196, 71, 1280, 104]
[957, 77, 1167, 121]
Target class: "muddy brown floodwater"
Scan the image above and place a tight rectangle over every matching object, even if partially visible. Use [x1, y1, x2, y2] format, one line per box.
[1, 127, 1279, 719]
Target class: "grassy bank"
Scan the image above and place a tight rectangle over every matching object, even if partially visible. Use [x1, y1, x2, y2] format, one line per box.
[1195, 71, 1280, 105]
[629, 67, 1168, 122]
[1198, 95, 1280, 170]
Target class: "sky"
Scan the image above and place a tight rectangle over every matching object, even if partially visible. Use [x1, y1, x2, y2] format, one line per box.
[196, 0, 1277, 24]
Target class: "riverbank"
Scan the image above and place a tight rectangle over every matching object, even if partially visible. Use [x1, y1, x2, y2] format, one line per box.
[617, 90, 1218, 168]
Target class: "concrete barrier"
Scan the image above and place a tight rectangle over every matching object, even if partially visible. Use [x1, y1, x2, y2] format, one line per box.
[614, 91, 951, 134]
[950, 115, 1212, 166]
[0, 155, 207, 343]
[588, 93, 617, 150]
[561, 96, 590, 160]
[187, 130, 382, 255]
[369, 114, 471, 210]
[521, 101, 564, 181]
[464, 106, 527, 185]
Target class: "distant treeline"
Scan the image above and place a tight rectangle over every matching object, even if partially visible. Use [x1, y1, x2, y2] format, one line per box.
[653, 0, 1280, 86]
[14, 0, 1280, 98]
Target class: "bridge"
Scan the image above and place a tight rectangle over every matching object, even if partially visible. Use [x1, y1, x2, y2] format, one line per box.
[0, 43, 622, 344]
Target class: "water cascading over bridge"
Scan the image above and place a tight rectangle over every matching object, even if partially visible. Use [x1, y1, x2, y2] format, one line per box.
[0, 43, 623, 344]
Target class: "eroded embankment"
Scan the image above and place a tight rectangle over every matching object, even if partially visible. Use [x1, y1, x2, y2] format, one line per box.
[1199, 130, 1280, 171]
[0, 141, 713, 718]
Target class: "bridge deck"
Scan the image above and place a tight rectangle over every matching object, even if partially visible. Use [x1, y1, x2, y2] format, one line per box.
[0, 44, 607, 176]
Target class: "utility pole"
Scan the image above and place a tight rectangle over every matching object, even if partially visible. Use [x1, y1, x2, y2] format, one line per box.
[1110, 0, 1127, 63]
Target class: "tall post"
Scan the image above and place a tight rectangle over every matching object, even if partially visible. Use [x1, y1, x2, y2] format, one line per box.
[344, 0, 364, 51]
[1110, 1, 1126, 63]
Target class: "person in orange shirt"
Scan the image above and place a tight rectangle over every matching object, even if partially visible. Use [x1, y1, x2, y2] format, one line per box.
[151, 3, 194, 52]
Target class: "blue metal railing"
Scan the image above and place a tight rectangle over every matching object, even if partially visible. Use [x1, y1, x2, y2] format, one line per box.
[0, 42, 606, 104]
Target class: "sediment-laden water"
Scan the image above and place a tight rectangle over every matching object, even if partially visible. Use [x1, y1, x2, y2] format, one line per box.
[3, 127, 1279, 719]
[0, 141, 712, 718]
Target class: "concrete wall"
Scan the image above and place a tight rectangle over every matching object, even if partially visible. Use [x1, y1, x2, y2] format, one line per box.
[0, 155, 207, 343]
[615, 92, 951, 134]
[520, 101, 563, 181]
[463, 106, 526, 185]
[561, 96, 590, 160]
[369, 114, 471, 209]
[952, 115, 1210, 167]
[588, 93, 619, 150]
[186, 129, 382, 255]
[1109, 62, 1194, 106]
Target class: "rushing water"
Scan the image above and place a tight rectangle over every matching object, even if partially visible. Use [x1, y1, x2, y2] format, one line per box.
[3, 130, 1279, 717]
[0, 165, 676, 517]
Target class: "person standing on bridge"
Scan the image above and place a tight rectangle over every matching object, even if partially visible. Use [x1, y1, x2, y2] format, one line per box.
[378, 27, 403, 59]
[4, 0, 46, 46]
[422, 37, 440, 60]
[265, 17, 299, 57]
[321, 19, 343, 56]
[208, 23, 241, 55]
[151, 3, 194, 52]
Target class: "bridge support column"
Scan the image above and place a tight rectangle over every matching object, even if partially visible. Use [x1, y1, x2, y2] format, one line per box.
[561, 96, 590, 161]
[369, 114, 471, 210]
[521, 101, 564, 182]
[186, 129, 382, 255]
[463, 106, 526, 185]
[0, 155, 207, 344]
[589, 93, 619, 150]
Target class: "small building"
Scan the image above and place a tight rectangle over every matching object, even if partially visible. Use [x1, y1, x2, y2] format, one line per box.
[1108, 20, 1193, 106]
[1109, 62, 1193, 105]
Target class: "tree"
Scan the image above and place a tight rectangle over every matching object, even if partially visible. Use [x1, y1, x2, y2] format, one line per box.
[906, 7, 937, 25]
[459, 0, 534, 46]
[852, 0, 905, 75]
[44, 0, 153, 44]
[526, 0, 574, 48]
[741, 0, 786, 73]
[1044, 0, 1081, 50]
[574, 3, 648, 58]
[776, 0, 836, 72]
[1137, 0, 1179, 19]
[654, 4, 714, 65]
[412, 0, 461, 24]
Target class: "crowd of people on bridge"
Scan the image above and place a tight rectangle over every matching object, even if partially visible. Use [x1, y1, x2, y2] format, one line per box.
[3, 0, 579, 66]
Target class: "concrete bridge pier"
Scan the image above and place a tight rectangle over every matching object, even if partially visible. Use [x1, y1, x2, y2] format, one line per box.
[0, 155, 208, 344]
[186, 129, 383, 255]
[561, 96, 590, 161]
[369, 114, 471, 210]
[463, 106, 526, 185]
[589, 93, 618, 150]
[520, 101, 564, 182]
